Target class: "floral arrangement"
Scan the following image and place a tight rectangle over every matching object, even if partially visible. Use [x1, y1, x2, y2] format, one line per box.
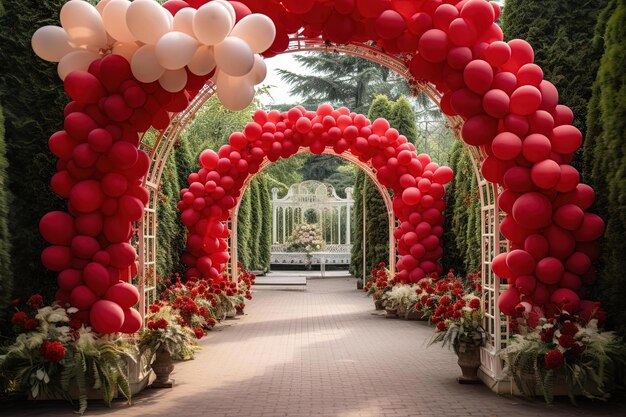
[381, 283, 419, 315]
[1, 299, 133, 414]
[364, 262, 394, 297]
[285, 224, 326, 268]
[500, 308, 626, 404]
[138, 305, 197, 361]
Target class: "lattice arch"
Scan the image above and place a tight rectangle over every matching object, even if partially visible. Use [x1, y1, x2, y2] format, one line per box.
[137, 36, 506, 383]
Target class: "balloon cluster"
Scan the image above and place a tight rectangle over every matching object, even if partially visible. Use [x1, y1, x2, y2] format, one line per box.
[31, 0, 274, 110]
[178, 105, 453, 282]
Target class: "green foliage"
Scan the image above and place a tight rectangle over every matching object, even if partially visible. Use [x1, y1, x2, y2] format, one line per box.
[237, 183, 252, 269]
[0, 0, 67, 302]
[350, 170, 365, 279]
[276, 52, 409, 114]
[584, 0, 626, 334]
[364, 174, 389, 274]
[391, 96, 419, 146]
[263, 154, 306, 193]
[442, 141, 481, 274]
[0, 105, 11, 311]
[502, 0, 609, 169]
[257, 174, 272, 271]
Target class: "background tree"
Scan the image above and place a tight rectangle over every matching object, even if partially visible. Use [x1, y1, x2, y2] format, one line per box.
[0, 0, 67, 302]
[391, 96, 419, 146]
[502, 0, 609, 169]
[0, 105, 11, 310]
[583, 0, 626, 333]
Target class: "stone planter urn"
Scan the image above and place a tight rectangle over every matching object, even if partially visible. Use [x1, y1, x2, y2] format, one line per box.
[405, 309, 424, 321]
[396, 304, 407, 318]
[236, 306, 245, 315]
[455, 344, 481, 384]
[373, 290, 384, 310]
[226, 307, 237, 318]
[151, 349, 174, 388]
[385, 306, 398, 318]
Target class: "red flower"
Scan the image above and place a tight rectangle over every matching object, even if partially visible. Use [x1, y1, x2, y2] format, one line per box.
[40, 341, 66, 363]
[149, 304, 161, 313]
[9, 298, 20, 306]
[439, 295, 451, 306]
[557, 334, 575, 349]
[198, 307, 209, 317]
[11, 311, 28, 326]
[182, 302, 199, 316]
[193, 327, 204, 339]
[69, 318, 83, 330]
[436, 321, 446, 331]
[27, 294, 44, 309]
[540, 328, 554, 343]
[561, 322, 579, 336]
[544, 350, 564, 369]
[24, 318, 39, 330]
[571, 342, 586, 355]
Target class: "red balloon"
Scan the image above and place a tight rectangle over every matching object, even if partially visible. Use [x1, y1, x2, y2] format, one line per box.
[118, 195, 144, 221]
[491, 252, 512, 278]
[119, 307, 142, 333]
[461, 0, 495, 30]
[555, 165, 579, 193]
[461, 114, 498, 146]
[510, 85, 542, 116]
[105, 282, 140, 308]
[503, 166, 534, 193]
[530, 159, 560, 189]
[515, 275, 536, 295]
[506, 249, 536, 276]
[323, 12, 355, 44]
[402, 187, 422, 205]
[522, 133, 551, 162]
[418, 29, 449, 63]
[484, 41, 511, 66]
[99, 54, 132, 92]
[498, 189, 519, 213]
[551, 125, 583, 154]
[500, 214, 534, 243]
[162, 0, 191, 15]
[550, 288, 580, 313]
[375, 10, 405, 39]
[64, 71, 105, 104]
[39, 211, 76, 245]
[463, 59, 493, 94]
[560, 272, 582, 291]
[106, 242, 136, 269]
[75, 212, 103, 237]
[446, 46, 473, 70]
[539, 80, 559, 111]
[552, 105, 574, 126]
[524, 234, 550, 261]
[535, 257, 564, 285]
[90, 300, 125, 334]
[450, 88, 483, 117]
[491, 132, 521, 160]
[71, 236, 100, 259]
[448, 18, 477, 47]
[84, 262, 111, 296]
[572, 213, 605, 242]
[482, 89, 510, 119]
[433, 166, 453, 184]
[41, 246, 73, 271]
[498, 287, 521, 316]
[70, 285, 99, 310]
[564, 252, 591, 275]
[433, 4, 458, 30]
[512, 192, 553, 229]
[501, 39, 534, 73]
[517, 63, 543, 87]
[553, 204, 584, 231]
[108, 141, 138, 169]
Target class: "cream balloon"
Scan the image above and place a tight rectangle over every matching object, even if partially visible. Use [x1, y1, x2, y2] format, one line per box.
[213, 37, 254, 77]
[213, 0, 236, 25]
[60, 0, 108, 51]
[188, 46, 216, 76]
[159, 68, 188, 93]
[248, 55, 267, 85]
[126, 0, 171, 45]
[173, 7, 196, 37]
[96, 0, 112, 15]
[216, 71, 255, 111]
[112, 42, 140, 62]
[155, 32, 198, 70]
[31, 26, 75, 63]
[57, 50, 101, 80]
[102, 0, 135, 43]
[193, 2, 233, 46]
[230, 14, 276, 54]
[131, 44, 166, 83]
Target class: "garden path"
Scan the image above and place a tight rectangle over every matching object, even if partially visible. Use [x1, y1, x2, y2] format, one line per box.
[7, 277, 626, 417]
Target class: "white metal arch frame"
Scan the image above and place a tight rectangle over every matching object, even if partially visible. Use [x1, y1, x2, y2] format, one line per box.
[137, 35, 508, 385]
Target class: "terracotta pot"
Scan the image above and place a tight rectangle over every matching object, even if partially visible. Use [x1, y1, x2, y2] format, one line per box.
[150, 349, 174, 388]
[455, 344, 481, 384]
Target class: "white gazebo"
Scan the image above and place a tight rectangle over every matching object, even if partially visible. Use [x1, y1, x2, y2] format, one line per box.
[270, 181, 353, 267]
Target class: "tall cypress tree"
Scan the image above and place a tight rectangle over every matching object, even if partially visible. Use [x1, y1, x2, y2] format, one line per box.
[0, 0, 67, 301]
[502, 0, 609, 166]
[585, 0, 626, 333]
[391, 96, 419, 146]
[258, 174, 272, 272]
[441, 141, 465, 273]
[350, 170, 365, 279]
[237, 185, 252, 269]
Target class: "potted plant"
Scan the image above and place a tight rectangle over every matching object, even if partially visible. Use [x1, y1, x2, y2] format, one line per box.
[285, 223, 326, 270]
[364, 262, 393, 310]
[381, 284, 418, 319]
[500, 307, 626, 404]
[138, 305, 197, 388]
[427, 294, 487, 383]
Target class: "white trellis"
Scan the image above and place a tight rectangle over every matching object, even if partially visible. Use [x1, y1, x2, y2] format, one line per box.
[270, 180, 353, 266]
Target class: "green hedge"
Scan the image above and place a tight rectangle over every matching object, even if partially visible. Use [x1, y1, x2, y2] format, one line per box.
[0, 105, 11, 310]
[584, 0, 626, 333]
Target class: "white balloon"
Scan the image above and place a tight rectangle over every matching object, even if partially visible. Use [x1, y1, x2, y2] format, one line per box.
[213, 0, 236, 25]
[60, 0, 109, 51]
[102, 0, 135, 43]
[159, 68, 188, 93]
[230, 14, 276, 54]
[173, 7, 196, 37]
[32, 26, 75, 63]
[214, 37, 254, 77]
[112, 41, 140, 62]
[131, 44, 166, 83]
[57, 50, 101, 80]
[126, 0, 171, 45]
[155, 32, 198, 70]
[248, 55, 267, 85]
[96, 0, 113, 15]
[188, 46, 216, 76]
[216, 71, 255, 111]
[193, 2, 233, 46]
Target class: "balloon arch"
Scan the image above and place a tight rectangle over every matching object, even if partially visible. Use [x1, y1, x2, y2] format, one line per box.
[34, 0, 605, 387]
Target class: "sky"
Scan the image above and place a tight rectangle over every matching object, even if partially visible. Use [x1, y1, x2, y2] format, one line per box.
[259, 53, 302, 106]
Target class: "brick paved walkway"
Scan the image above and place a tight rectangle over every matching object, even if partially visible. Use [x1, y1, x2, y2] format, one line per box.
[6, 277, 626, 417]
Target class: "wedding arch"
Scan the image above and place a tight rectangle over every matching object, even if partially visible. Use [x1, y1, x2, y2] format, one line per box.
[33, 0, 605, 389]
